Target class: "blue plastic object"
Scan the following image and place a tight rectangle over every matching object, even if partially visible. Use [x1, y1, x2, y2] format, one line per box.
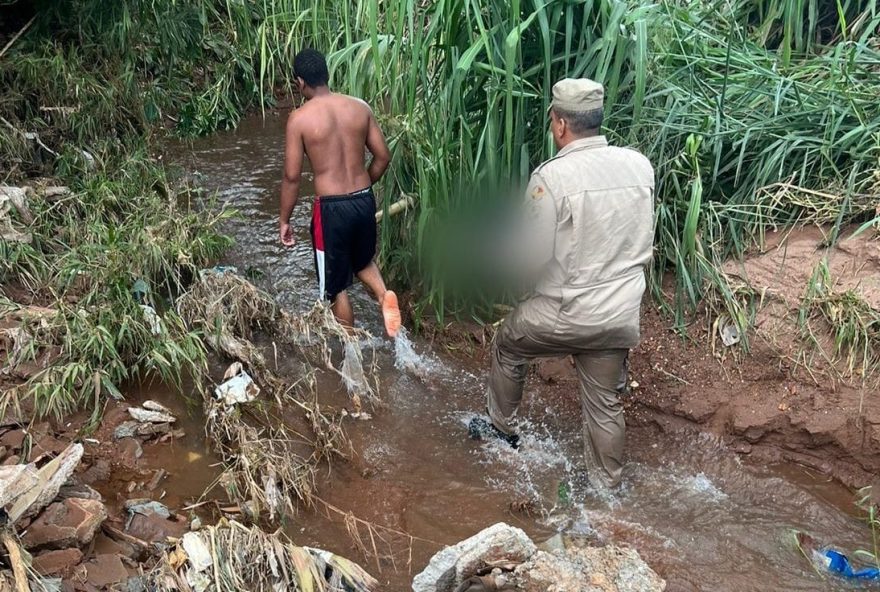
[823, 549, 880, 581]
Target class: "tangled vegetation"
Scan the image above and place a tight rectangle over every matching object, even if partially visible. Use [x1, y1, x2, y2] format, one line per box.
[2, 0, 880, 419]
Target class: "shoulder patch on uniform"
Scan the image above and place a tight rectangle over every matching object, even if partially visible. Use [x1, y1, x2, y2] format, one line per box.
[531, 184, 546, 200]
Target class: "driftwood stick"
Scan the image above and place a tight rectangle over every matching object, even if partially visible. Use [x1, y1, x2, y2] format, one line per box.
[0, 16, 36, 61]
[0, 530, 31, 592]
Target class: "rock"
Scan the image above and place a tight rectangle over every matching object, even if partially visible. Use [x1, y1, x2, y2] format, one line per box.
[146, 469, 166, 491]
[0, 428, 26, 450]
[125, 512, 188, 542]
[412, 523, 537, 592]
[118, 438, 143, 466]
[57, 483, 103, 502]
[80, 460, 111, 484]
[125, 498, 171, 519]
[124, 576, 148, 592]
[31, 548, 84, 577]
[113, 420, 172, 440]
[127, 407, 176, 424]
[30, 434, 68, 460]
[85, 554, 130, 587]
[513, 545, 665, 592]
[8, 443, 84, 522]
[141, 400, 174, 415]
[21, 498, 107, 550]
[123, 499, 186, 543]
[0, 464, 39, 507]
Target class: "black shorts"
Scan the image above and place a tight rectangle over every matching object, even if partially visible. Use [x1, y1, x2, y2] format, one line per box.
[310, 186, 377, 301]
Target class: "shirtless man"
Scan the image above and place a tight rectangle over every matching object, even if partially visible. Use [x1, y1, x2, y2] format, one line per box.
[280, 48, 401, 337]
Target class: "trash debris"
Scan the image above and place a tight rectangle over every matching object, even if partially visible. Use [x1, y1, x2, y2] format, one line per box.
[125, 499, 172, 521]
[214, 364, 259, 406]
[180, 531, 212, 572]
[132, 279, 151, 304]
[140, 304, 163, 335]
[718, 316, 741, 347]
[796, 531, 880, 581]
[0, 185, 33, 243]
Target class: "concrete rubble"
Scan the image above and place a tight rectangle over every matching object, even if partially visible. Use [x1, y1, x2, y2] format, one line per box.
[413, 523, 665, 592]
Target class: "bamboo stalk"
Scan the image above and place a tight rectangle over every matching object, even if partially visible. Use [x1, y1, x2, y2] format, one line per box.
[375, 195, 414, 222]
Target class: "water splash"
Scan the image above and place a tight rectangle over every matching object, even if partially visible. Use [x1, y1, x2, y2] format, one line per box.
[341, 340, 369, 395]
[685, 472, 728, 501]
[459, 412, 570, 507]
[394, 328, 434, 377]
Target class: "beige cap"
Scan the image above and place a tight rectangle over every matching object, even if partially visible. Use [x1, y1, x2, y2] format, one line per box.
[551, 78, 604, 112]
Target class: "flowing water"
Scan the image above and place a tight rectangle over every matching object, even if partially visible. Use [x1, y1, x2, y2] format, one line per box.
[161, 113, 875, 591]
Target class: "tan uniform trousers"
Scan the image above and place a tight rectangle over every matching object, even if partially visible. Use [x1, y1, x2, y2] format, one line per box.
[486, 296, 629, 488]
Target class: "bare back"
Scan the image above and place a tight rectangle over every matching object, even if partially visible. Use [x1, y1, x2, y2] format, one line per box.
[295, 94, 374, 196]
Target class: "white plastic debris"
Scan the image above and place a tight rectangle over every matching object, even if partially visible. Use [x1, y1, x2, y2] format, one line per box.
[720, 320, 741, 346]
[140, 304, 163, 336]
[263, 469, 281, 521]
[214, 367, 259, 406]
[182, 531, 213, 573]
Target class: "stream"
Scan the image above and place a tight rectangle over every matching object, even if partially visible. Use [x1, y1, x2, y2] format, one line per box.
[158, 113, 874, 591]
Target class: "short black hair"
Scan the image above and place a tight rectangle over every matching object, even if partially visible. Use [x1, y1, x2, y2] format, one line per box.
[293, 48, 329, 88]
[553, 107, 604, 135]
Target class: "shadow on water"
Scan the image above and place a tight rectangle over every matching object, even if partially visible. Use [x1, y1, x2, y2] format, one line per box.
[160, 113, 874, 591]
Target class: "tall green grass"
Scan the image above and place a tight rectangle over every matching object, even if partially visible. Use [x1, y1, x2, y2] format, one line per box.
[247, 0, 880, 328]
[7, 1, 877, 327]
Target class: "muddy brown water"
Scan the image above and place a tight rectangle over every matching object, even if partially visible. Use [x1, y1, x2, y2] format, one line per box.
[155, 113, 876, 591]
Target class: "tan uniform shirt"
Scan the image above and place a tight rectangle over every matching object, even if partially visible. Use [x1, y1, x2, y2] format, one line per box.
[521, 135, 654, 349]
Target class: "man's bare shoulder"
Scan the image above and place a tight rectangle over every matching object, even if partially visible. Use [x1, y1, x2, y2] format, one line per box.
[336, 94, 373, 113]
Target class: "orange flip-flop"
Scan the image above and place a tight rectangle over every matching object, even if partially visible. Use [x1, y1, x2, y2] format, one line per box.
[382, 290, 401, 338]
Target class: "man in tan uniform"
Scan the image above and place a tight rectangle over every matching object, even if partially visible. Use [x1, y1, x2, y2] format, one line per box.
[469, 78, 654, 489]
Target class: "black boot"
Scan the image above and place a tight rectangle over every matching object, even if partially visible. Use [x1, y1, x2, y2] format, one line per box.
[468, 417, 520, 449]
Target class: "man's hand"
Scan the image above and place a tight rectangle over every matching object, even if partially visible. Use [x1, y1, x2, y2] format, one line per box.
[280, 222, 295, 247]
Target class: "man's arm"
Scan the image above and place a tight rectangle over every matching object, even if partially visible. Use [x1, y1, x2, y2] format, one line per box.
[518, 173, 557, 278]
[365, 110, 391, 184]
[279, 112, 304, 246]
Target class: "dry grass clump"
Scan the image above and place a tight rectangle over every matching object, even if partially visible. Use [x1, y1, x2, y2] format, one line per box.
[149, 519, 378, 592]
[176, 268, 378, 519]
